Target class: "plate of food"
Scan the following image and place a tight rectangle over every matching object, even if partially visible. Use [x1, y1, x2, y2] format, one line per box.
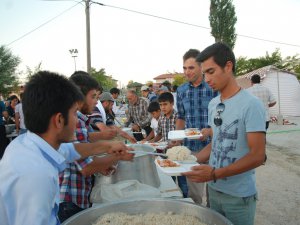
[168, 129, 203, 140]
[184, 128, 203, 140]
[165, 146, 198, 163]
[155, 157, 198, 176]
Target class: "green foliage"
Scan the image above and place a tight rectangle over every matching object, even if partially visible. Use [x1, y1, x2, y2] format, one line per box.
[90, 68, 117, 91]
[236, 49, 300, 80]
[0, 45, 20, 97]
[209, 0, 237, 49]
[146, 81, 153, 87]
[172, 74, 187, 86]
[25, 62, 42, 81]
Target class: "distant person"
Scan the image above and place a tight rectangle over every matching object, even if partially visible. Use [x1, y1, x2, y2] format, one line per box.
[171, 85, 178, 111]
[142, 101, 161, 142]
[175, 49, 218, 205]
[125, 90, 152, 141]
[157, 85, 169, 96]
[6, 95, 19, 118]
[0, 100, 9, 158]
[247, 74, 276, 130]
[183, 42, 266, 225]
[110, 87, 120, 115]
[2, 111, 15, 125]
[15, 93, 27, 135]
[141, 85, 158, 102]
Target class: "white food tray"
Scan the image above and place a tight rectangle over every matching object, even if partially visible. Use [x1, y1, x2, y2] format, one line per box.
[154, 157, 199, 176]
[168, 130, 203, 141]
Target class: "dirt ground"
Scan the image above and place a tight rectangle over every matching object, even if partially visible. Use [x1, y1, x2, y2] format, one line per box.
[255, 118, 300, 225]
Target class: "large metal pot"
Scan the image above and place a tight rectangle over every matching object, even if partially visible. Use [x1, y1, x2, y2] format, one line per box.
[95, 144, 160, 188]
[62, 198, 233, 225]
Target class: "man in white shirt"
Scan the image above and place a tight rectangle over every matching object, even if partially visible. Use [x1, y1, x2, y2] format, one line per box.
[247, 74, 276, 130]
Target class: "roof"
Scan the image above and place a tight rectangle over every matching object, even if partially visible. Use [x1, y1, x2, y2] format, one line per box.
[236, 66, 297, 89]
[153, 73, 183, 80]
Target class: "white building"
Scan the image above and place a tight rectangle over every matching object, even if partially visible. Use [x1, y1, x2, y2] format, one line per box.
[236, 66, 300, 117]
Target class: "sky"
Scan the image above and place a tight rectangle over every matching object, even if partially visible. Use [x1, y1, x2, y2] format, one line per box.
[1, 0, 300, 88]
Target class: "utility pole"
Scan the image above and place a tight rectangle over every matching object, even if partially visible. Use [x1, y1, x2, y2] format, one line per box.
[85, 0, 92, 74]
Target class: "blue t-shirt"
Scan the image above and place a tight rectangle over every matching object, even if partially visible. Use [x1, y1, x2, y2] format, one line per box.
[208, 90, 265, 197]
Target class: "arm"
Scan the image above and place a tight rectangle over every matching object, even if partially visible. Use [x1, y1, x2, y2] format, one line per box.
[81, 152, 134, 176]
[142, 130, 155, 142]
[152, 133, 162, 142]
[15, 112, 20, 134]
[88, 130, 117, 142]
[59, 141, 130, 162]
[183, 132, 265, 182]
[176, 118, 185, 130]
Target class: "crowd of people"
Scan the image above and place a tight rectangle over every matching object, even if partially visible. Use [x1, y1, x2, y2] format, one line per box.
[0, 42, 276, 225]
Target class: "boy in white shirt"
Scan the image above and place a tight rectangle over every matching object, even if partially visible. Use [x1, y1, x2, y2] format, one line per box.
[142, 101, 161, 142]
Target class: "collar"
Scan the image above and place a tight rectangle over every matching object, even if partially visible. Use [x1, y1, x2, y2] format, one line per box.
[26, 131, 66, 171]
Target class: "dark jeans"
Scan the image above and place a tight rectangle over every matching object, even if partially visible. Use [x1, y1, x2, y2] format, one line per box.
[58, 202, 84, 223]
[172, 176, 188, 198]
[133, 125, 152, 141]
[0, 125, 9, 159]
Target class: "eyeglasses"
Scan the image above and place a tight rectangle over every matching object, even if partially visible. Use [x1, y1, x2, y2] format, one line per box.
[214, 103, 225, 126]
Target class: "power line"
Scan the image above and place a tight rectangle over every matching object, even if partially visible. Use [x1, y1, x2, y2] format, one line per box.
[93, 1, 300, 48]
[6, 2, 81, 47]
[6, 1, 300, 49]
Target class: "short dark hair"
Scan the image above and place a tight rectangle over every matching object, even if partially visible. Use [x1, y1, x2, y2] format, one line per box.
[158, 92, 174, 104]
[148, 101, 160, 113]
[183, 49, 200, 61]
[251, 74, 261, 84]
[23, 71, 83, 134]
[110, 87, 120, 95]
[196, 42, 236, 73]
[69, 71, 99, 96]
[172, 85, 178, 92]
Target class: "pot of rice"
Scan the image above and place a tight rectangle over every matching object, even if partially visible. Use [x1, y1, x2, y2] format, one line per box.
[62, 199, 233, 225]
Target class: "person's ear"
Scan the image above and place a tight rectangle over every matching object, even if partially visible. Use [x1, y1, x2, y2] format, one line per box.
[53, 113, 64, 129]
[225, 61, 233, 73]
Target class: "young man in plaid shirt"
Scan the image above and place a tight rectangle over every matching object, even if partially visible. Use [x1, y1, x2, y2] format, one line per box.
[58, 71, 134, 222]
[152, 92, 177, 142]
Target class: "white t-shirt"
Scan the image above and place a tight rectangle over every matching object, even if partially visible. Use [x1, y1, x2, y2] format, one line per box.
[96, 100, 106, 123]
[15, 103, 26, 129]
[150, 118, 159, 136]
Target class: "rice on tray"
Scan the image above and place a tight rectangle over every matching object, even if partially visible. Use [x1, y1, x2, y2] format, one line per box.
[166, 146, 191, 161]
[94, 212, 207, 225]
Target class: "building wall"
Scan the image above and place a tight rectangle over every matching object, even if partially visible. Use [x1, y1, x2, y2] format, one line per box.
[263, 71, 300, 116]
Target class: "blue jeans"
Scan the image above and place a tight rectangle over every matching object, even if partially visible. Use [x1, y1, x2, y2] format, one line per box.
[172, 176, 188, 198]
[208, 186, 257, 225]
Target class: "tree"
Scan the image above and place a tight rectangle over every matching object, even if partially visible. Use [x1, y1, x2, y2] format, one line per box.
[25, 62, 42, 81]
[0, 45, 20, 97]
[209, 0, 237, 49]
[90, 68, 117, 91]
[172, 74, 186, 86]
[236, 49, 300, 80]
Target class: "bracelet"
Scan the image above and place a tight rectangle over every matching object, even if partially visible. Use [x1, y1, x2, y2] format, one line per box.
[211, 167, 217, 183]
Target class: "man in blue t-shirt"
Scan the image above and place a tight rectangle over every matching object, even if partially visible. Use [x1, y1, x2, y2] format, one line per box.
[183, 43, 266, 225]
